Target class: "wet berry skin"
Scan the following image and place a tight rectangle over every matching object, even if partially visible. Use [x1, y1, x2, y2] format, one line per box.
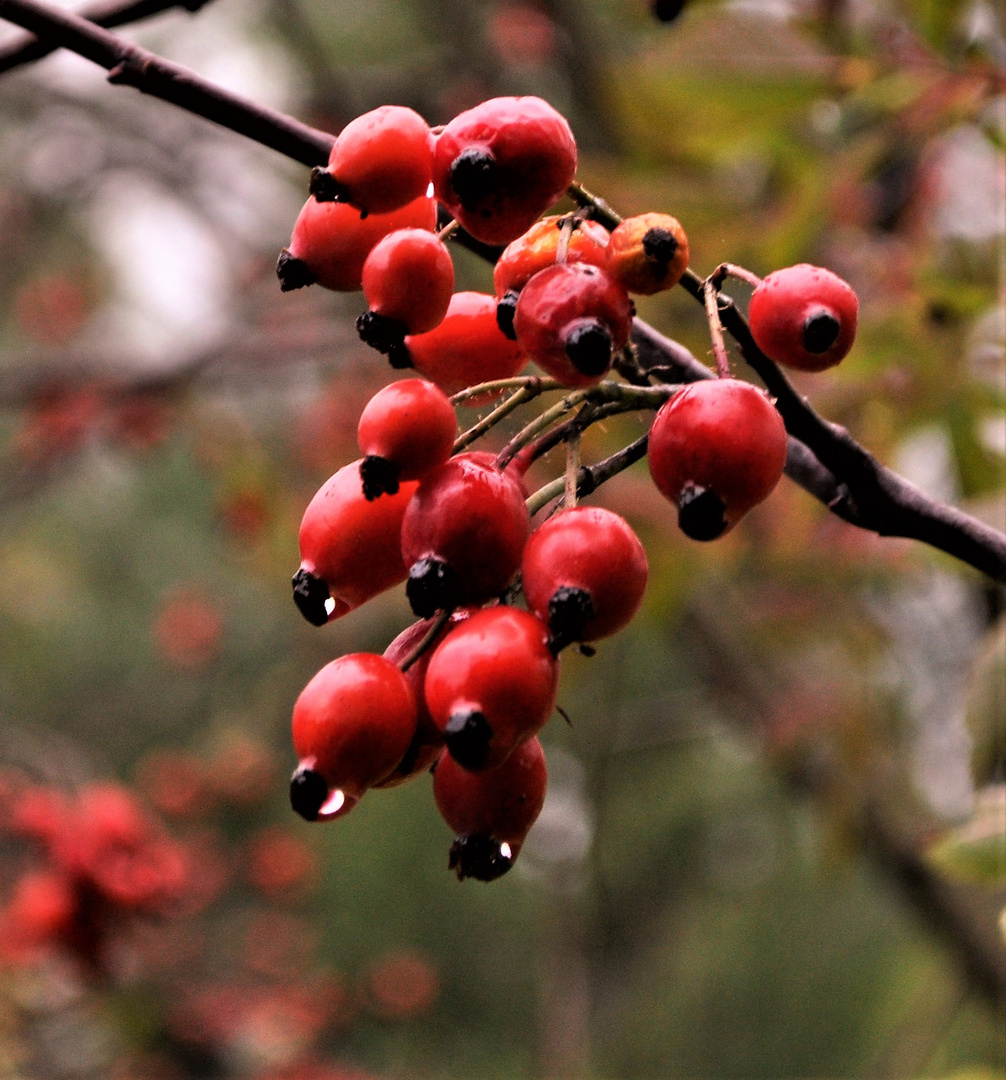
[400, 453, 530, 616]
[433, 96, 577, 245]
[360, 228, 454, 337]
[748, 264, 858, 372]
[357, 379, 457, 499]
[522, 506, 648, 648]
[291, 653, 418, 821]
[404, 291, 527, 399]
[321, 105, 433, 216]
[295, 459, 418, 625]
[374, 611, 471, 787]
[647, 379, 788, 541]
[513, 262, 633, 387]
[423, 606, 559, 772]
[433, 736, 548, 882]
[278, 194, 437, 293]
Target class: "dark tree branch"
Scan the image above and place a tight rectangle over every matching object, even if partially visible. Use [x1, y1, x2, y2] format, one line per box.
[0, 0, 214, 74]
[2, 0, 1004, 583]
[0, 0, 334, 165]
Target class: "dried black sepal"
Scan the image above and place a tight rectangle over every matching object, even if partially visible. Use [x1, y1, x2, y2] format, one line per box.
[308, 166, 352, 204]
[292, 568, 331, 626]
[546, 585, 595, 654]
[802, 310, 841, 354]
[448, 832, 514, 882]
[641, 226, 678, 270]
[406, 557, 462, 618]
[290, 766, 328, 821]
[444, 709, 493, 771]
[565, 321, 612, 377]
[450, 147, 498, 212]
[359, 455, 401, 500]
[356, 310, 408, 354]
[496, 289, 520, 341]
[276, 249, 317, 292]
[677, 482, 727, 541]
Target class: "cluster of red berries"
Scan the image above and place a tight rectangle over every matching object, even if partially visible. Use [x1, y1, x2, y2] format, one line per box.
[278, 95, 860, 879]
[0, 776, 188, 969]
[290, 386, 649, 879]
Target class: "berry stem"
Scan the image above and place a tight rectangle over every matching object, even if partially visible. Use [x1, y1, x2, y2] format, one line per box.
[555, 214, 575, 265]
[450, 375, 562, 405]
[452, 383, 548, 454]
[703, 277, 733, 379]
[497, 380, 671, 470]
[708, 262, 763, 291]
[399, 607, 453, 673]
[436, 219, 460, 243]
[525, 433, 649, 517]
[564, 432, 581, 508]
[566, 180, 622, 230]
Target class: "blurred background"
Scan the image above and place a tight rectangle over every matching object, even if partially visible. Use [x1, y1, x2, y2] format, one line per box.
[0, 0, 1003, 1077]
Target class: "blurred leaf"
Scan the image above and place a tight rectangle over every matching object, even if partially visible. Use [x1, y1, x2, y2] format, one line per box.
[965, 619, 1006, 785]
[925, 786, 1006, 886]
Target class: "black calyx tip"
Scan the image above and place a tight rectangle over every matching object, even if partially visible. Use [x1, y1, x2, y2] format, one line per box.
[449, 147, 498, 212]
[292, 568, 331, 626]
[652, 0, 688, 21]
[547, 585, 596, 654]
[276, 249, 317, 292]
[290, 766, 328, 821]
[406, 557, 462, 618]
[360, 455, 401, 500]
[308, 166, 350, 204]
[496, 290, 519, 341]
[444, 710, 493, 771]
[566, 321, 613, 377]
[642, 226, 678, 269]
[802, 309, 841, 354]
[448, 832, 514, 882]
[387, 343, 414, 369]
[677, 482, 727, 541]
[356, 310, 408, 354]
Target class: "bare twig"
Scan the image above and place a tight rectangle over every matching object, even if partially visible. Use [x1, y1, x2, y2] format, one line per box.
[0, 0, 334, 165]
[0, 0, 214, 75]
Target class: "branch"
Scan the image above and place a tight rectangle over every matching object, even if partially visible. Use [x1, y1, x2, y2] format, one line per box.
[4, 0, 1005, 582]
[0, 0, 333, 166]
[0, 0, 214, 75]
[675, 269, 1006, 582]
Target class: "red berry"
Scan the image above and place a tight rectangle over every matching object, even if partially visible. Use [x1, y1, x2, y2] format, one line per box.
[315, 106, 434, 216]
[494, 217, 610, 297]
[432, 736, 547, 882]
[294, 459, 418, 626]
[605, 212, 690, 295]
[290, 653, 418, 821]
[404, 291, 527, 398]
[748, 264, 858, 372]
[433, 96, 577, 245]
[400, 453, 530, 617]
[494, 216, 610, 340]
[277, 194, 437, 292]
[424, 606, 559, 771]
[513, 262, 633, 386]
[357, 229, 455, 353]
[522, 506, 648, 648]
[375, 611, 471, 787]
[0, 870, 76, 962]
[57, 785, 187, 912]
[647, 379, 788, 540]
[357, 379, 457, 500]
